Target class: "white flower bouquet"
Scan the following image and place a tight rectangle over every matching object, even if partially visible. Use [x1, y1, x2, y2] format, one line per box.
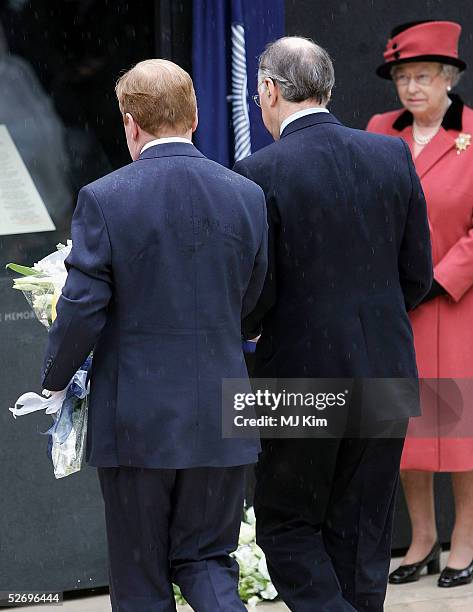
[7, 241, 72, 327]
[233, 506, 278, 607]
[173, 506, 277, 607]
[6, 242, 91, 479]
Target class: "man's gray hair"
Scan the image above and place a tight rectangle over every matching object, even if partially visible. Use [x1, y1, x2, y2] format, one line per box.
[258, 36, 335, 105]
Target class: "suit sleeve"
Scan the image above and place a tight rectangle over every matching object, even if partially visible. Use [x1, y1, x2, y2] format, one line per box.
[42, 186, 113, 390]
[241, 189, 268, 333]
[234, 159, 278, 338]
[433, 210, 473, 303]
[398, 139, 433, 310]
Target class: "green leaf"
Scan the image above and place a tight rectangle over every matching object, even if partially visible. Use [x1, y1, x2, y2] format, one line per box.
[5, 263, 41, 276]
[172, 584, 187, 605]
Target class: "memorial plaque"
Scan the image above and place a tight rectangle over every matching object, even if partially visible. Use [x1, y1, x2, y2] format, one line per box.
[0, 126, 55, 236]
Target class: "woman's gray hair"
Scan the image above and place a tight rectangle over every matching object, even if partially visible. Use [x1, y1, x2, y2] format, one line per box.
[441, 64, 461, 87]
[390, 62, 462, 87]
[258, 36, 335, 105]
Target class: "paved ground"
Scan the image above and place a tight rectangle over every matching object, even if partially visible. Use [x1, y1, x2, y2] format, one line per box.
[18, 553, 473, 611]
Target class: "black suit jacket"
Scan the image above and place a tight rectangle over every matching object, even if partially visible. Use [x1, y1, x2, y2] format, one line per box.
[234, 112, 433, 422]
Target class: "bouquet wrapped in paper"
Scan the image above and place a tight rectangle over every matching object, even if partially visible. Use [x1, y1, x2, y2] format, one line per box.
[7, 242, 90, 479]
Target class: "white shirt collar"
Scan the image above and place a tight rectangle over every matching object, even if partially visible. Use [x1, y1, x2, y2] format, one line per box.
[280, 107, 329, 136]
[140, 137, 193, 154]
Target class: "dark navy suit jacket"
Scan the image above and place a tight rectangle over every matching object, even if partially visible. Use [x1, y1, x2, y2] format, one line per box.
[234, 113, 433, 422]
[42, 143, 268, 468]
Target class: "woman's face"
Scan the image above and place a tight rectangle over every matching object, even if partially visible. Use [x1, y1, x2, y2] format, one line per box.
[393, 62, 451, 117]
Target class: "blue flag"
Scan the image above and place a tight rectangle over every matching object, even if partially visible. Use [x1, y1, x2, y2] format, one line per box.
[192, 0, 231, 166]
[192, 0, 284, 166]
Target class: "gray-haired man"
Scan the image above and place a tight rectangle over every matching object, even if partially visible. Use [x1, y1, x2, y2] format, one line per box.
[234, 37, 432, 612]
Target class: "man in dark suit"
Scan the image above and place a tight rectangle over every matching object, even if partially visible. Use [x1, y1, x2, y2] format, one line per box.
[233, 37, 432, 612]
[42, 59, 268, 611]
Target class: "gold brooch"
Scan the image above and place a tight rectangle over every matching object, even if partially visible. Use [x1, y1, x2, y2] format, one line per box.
[455, 133, 471, 155]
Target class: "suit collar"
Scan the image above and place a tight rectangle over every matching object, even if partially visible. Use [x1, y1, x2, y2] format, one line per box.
[138, 142, 206, 161]
[392, 93, 464, 132]
[141, 137, 193, 154]
[280, 107, 329, 135]
[280, 112, 342, 138]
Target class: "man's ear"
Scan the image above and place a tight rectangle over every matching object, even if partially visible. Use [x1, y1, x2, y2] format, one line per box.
[266, 78, 278, 108]
[192, 109, 198, 133]
[125, 113, 139, 140]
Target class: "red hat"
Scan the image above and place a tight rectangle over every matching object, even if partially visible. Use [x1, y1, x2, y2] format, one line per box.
[376, 20, 466, 79]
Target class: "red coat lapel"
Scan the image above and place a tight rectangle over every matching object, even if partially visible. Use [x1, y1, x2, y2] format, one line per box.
[413, 128, 456, 179]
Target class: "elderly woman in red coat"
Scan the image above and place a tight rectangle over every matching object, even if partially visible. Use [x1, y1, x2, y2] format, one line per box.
[368, 20, 473, 589]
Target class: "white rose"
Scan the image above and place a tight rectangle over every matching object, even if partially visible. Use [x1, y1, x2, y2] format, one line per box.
[261, 583, 278, 600]
[247, 595, 261, 607]
[239, 521, 256, 545]
[258, 556, 271, 581]
[245, 506, 256, 525]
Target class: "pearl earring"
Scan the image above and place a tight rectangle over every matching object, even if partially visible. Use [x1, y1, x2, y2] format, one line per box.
[447, 86, 452, 92]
